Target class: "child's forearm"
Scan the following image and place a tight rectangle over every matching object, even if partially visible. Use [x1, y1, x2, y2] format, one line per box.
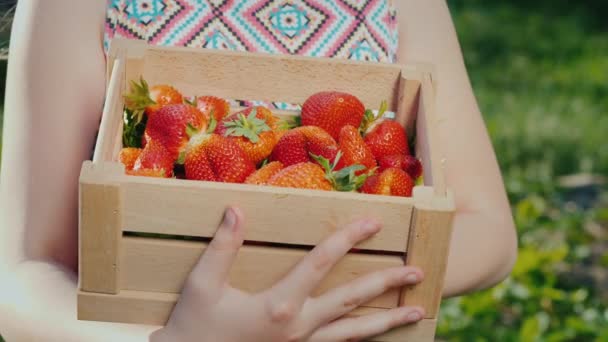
[0, 261, 156, 341]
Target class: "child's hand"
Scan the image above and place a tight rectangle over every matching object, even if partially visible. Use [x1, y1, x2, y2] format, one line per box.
[150, 207, 424, 342]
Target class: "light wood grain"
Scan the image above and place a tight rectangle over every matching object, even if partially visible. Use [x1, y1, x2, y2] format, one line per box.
[94, 58, 125, 164]
[121, 236, 402, 308]
[128, 41, 401, 110]
[415, 74, 446, 195]
[400, 200, 455, 318]
[78, 290, 176, 325]
[78, 162, 123, 294]
[77, 290, 436, 341]
[121, 176, 414, 252]
[394, 75, 421, 135]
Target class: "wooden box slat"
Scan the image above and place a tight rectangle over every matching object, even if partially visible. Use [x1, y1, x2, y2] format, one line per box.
[77, 290, 436, 342]
[141, 45, 403, 110]
[122, 236, 402, 308]
[121, 175, 414, 252]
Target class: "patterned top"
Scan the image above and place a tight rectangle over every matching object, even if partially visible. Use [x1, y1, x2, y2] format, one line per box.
[104, 0, 399, 63]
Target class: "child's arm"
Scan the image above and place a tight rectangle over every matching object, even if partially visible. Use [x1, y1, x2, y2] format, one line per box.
[0, 1, 156, 340]
[396, 0, 518, 297]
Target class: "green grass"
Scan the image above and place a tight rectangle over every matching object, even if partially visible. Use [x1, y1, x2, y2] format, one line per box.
[437, 1, 608, 341]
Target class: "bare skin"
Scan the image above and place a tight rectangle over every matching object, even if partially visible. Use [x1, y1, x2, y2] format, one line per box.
[0, 0, 517, 340]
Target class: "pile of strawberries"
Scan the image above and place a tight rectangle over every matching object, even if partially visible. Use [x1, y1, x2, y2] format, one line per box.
[119, 79, 422, 197]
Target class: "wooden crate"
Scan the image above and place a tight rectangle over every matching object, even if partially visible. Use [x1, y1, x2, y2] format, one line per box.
[77, 39, 454, 341]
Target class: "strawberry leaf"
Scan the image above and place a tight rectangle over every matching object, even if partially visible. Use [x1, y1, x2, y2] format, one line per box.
[122, 108, 147, 148]
[124, 77, 155, 124]
[333, 165, 365, 179]
[310, 153, 333, 172]
[360, 99, 389, 135]
[223, 108, 270, 143]
[206, 116, 217, 134]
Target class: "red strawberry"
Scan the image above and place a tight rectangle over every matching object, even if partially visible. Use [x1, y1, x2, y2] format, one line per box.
[337, 125, 376, 174]
[245, 161, 284, 185]
[196, 96, 230, 122]
[301, 91, 365, 140]
[126, 168, 167, 178]
[299, 126, 340, 163]
[364, 119, 410, 160]
[119, 147, 142, 171]
[216, 107, 279, 164]
[361, 168, 414, 197]
[145, 104, 206, 159]
[184, 133, 255, 183]
[270, 126, 339, 167]
[267, 162, 333, 191]
[124, 78, 183, 120]
[132, 140, 175, 177]
[269, 129, 309, 166]
[378, 154, 423, 180]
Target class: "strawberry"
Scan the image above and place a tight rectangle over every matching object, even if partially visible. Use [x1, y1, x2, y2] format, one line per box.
[184, 133, 255, 183]
[145, 104, 206, 159]
[132, 140, 175, 177]
[126, 168, 167, 178]
[361, 168, 414, 197]
[269, 129, 309, 166]
[301, 91, 365, 140]
[124, 78, 183, 121]
[119, 147, 142, 171]
[195, 96, 230, 122]
[245, 161, 284, 185]
[268, 152, 372, 192]
[298, 126, 340, 163]
[337, 125, 377, 174]
[267, 162, 333, 191]
[216, 107, 279, 164]
[378, 154, 423, 180]
[364, 119, 410, 160]
[270, 126, 339, 167]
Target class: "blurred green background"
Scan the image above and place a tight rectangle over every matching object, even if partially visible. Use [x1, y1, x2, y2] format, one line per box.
[0, 0, 607, 341]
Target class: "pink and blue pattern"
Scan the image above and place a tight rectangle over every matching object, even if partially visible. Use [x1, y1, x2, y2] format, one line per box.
[105, 0, 398, 110]
[104, 0, 398, 62]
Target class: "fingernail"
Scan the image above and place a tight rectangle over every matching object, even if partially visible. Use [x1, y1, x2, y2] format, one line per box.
[405, 273, 419, 283]
[223, 208, 236, 229]
[407, 311, 421, 322]
[362, 219, 381, 234]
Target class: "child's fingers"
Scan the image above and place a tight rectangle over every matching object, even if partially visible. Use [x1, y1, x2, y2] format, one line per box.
[308, 306, 425, 342]
[267, 219, 382, 308]
[188, 207, 244, 293]
[303, 266, 423, 328]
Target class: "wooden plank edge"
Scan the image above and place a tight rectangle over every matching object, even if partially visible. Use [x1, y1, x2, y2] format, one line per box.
[121, 236, 402, 308]
[77, 290, 436, 341]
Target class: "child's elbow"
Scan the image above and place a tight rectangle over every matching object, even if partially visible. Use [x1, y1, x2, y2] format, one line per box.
[444, 213, 518, 297]
[477, 216, 518, 290]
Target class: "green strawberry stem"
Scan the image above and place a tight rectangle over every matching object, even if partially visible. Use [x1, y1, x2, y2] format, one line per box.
[184, 97, 198, 106]
[124, 77, 155, 124]
[310, 152, 374, 192]
[122, 108, 147, 148]
[359, 100, 388, 135]
[223, 107, 270, 143]
[279, 115, 301, 130]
